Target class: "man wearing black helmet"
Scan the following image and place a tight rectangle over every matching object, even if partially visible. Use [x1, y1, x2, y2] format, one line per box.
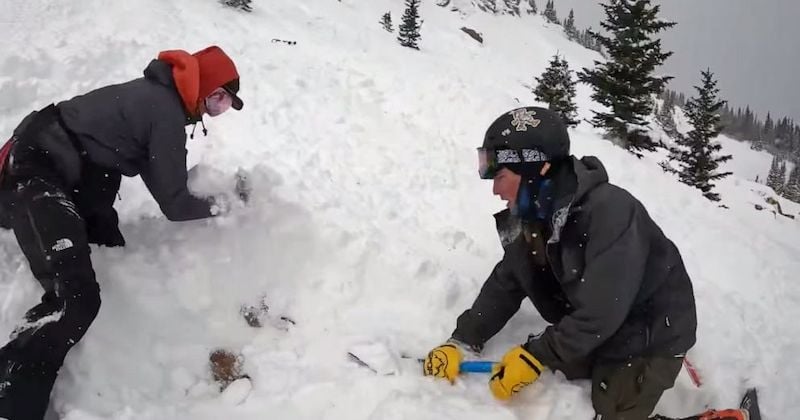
[423, 106, 699, 420]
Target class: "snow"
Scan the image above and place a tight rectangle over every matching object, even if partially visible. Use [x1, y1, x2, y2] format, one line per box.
[1, 0, 799, 419]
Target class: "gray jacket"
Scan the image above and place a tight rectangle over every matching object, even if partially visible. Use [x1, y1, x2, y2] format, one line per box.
[452, 156, 697, 371]
[56, 59, 213, 221]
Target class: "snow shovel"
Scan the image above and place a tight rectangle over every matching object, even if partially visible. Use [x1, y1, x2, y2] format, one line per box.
[458, 360, 496, 373]
[347, 342, 497, 375]
[401, 355, 496, 374]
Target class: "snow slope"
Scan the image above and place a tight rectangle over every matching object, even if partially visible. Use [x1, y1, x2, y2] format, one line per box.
[0, 0, 798, 418]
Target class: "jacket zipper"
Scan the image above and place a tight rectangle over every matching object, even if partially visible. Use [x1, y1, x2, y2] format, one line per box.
[26, 206, 48, 261]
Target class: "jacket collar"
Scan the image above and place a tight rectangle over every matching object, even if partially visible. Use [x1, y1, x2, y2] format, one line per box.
[494, 156, 609, 247]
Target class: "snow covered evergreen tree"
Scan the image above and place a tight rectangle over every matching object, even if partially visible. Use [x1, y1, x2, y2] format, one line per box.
[667, 69, 731, 201]
[579, 0, 676, 156]
[563, 9, 578, 40]
[527, 0, 537, 14]
[763, 112, 775, 145]
[533, 54, 578, 127]
[380, 12, 393, 33]
[543, 0, 558, 24]
[656, 89, 678, 139]
[221, 0, 252, 13]
[504, 0, 522, 16]
[767, 155, 783, 192]
[783, 165, 800, 202]
[476, 0, 498, 13]
[397, 0, 422, 50]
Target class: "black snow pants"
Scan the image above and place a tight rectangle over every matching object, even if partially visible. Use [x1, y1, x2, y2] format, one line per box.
[559, 355, 684, 420]
[0, 106, 121, 420]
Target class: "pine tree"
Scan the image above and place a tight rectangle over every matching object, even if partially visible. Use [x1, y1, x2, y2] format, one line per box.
[794, 138, 800, 163]
[563, 9, 578, 40]
[784, 165, 800, 202]
[778, 160, 788, 194]
[533, 54, 579, 127]
[397, 0, 422, 50]
[776, 117, 788, 142]
[668, 90, 678, 108]
[543, 0, 559, 24]
[591, 27, 604, 55]
[667, 69, 732, 201]
[221, 0, 252, 12]
[477, 0, 497, 13]
[579, 26, 600, 52]
[743, 106, 754, 137]
[763, 112, 775, 146]
[656, 92, 678, 139]
[527, 0, 537, 14]
[794, 126, 800, 159]
[767, 155, 782, 190]
[578, 0, 676, 156]
[677, 92, 686, 107]
[380, 12, 394, 33]
[720, 103, 735, 133]
[504, 0, 521, 16]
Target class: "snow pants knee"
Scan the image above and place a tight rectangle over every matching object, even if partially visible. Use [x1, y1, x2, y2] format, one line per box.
[590, 357, 683, 420]
[0, 174, 100, 420]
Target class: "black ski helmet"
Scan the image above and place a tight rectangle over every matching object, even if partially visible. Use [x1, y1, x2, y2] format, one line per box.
[480, 106, 570, 176]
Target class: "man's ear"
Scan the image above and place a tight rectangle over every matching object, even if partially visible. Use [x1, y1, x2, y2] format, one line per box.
[540, 162, 552, 176]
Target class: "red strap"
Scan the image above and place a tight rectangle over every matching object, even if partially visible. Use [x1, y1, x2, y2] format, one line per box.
[0, 137, 14, 183]
[699, 409, 747, 420]
[683, 357, 703, 388]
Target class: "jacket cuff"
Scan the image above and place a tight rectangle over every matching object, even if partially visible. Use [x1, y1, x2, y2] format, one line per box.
[447, 336, 484, 357]
[523, 332, 559, 370]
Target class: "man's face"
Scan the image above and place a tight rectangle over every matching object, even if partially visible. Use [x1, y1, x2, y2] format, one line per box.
[201, 87, 234, 117]
[492, 168, 521, 209]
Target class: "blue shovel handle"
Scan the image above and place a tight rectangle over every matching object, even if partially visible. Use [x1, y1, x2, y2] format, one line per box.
[459, 361, 496, 373]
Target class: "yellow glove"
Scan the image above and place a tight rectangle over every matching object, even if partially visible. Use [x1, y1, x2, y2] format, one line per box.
[422, 343, 463, 383]
[489, 346, 545, 400]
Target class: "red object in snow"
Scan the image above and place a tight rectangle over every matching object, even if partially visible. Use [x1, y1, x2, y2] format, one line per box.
[684, 357, 703, 388]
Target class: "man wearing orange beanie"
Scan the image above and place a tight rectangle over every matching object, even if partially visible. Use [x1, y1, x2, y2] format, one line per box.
[0, 45, 242, 419]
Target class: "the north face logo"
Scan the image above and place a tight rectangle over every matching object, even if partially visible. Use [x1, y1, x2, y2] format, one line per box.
[52, 238, 74, 252]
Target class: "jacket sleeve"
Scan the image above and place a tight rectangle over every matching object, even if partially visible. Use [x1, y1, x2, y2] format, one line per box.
[451, 256, 526, 350]
[140, 120, 214, 222]
[524, 197, 648, 371]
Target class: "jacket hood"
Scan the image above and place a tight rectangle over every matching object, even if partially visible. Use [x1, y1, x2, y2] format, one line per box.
[155, 50, 202, 116]
[143, 59, 177, 89]
[570, 155, 609, 205]
[147, 46, 240, 118]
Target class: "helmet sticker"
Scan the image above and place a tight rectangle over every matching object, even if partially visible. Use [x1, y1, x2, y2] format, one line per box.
[509, 108, 542, 131]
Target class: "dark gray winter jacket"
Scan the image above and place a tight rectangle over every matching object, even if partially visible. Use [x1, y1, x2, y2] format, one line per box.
[56, 59, 213, 221]
[451, 156, 697, 372]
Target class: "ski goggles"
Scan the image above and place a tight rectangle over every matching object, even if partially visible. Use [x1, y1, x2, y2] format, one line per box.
[477, 147, 550, 179]
[204, 87, 234, 117]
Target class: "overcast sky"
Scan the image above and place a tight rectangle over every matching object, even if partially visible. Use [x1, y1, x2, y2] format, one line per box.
[553, 0, 800, 122]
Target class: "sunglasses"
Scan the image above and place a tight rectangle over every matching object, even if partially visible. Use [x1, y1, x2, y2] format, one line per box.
[204, 87, 233, 117]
